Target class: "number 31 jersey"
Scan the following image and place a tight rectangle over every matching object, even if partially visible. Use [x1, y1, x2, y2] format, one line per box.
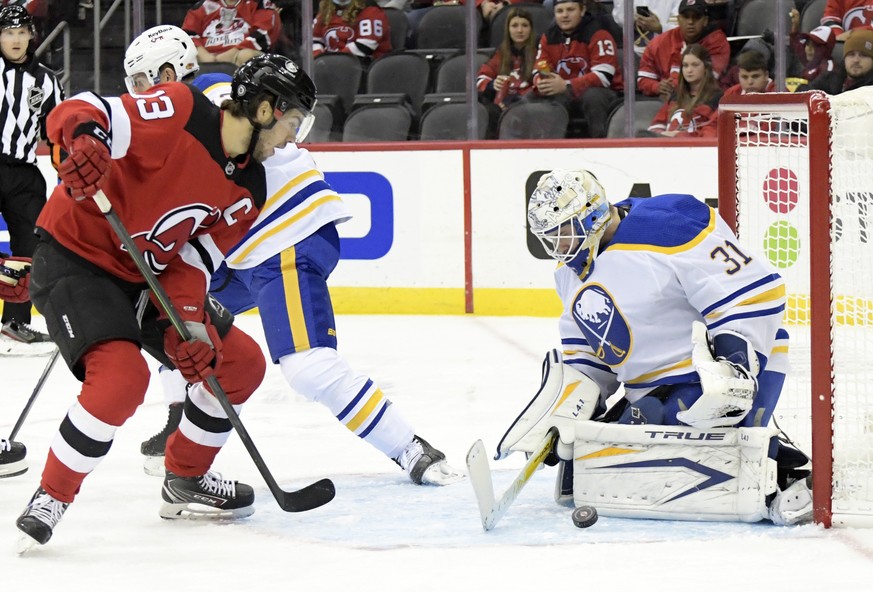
[555, 194, 789, 401]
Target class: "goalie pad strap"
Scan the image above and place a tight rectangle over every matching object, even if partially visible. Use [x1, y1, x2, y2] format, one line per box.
[572, 422, 778, 522]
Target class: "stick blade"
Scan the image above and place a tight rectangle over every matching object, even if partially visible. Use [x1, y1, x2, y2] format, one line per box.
[466, 439, 498, 530]
[279, 478, 336, 512]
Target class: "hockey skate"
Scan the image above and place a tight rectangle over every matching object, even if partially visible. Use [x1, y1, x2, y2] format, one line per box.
[160, 470, 255, 519]
[0, 321, 55, 356]
[396, 435, 465, 486]
[0, 438, 27, 478]
[141, 403, 183, 476]
[769, 476, 814, 525]
[16, 487, 70, 551]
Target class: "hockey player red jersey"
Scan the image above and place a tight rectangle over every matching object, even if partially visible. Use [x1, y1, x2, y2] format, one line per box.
[182, 0, 280, 55]
[533, 14, 624, 96]
[822, 0, 873, 36]
[312, 2, 392, 60]
[637, 27, 729, 97]
[39, 83, 266, 321]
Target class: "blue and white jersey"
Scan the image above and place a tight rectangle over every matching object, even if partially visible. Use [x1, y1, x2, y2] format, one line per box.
[555, 194, 789, 402]
[190, 73, 352, 270]
[225, 144, 351, 269]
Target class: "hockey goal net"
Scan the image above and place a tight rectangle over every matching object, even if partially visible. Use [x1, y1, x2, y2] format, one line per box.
[718, 89, 873, 528]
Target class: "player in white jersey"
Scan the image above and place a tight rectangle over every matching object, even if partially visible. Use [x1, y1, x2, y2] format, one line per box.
[123, 40, 462, 485]
[498, 169, 812, 524]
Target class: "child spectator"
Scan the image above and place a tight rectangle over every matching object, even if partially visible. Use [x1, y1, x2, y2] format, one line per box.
[790, 21, 837, 85]
[647, 43, 721, 137]
[313, 0, 392, 62]
[637, 0, 729, 101]
[822, 0, 873, 41]
[531, 0, 623, 138]
[182, 0, 281, 67]
[804, 26, 873, 94]
[722, 49, 775, 98]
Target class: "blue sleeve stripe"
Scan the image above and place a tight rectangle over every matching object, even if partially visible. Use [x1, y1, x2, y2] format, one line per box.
[625, 371, 699, 389]
[565, 358, 613, 374]
[561, 337, 590, 346]
[239, 180, 331, 243]
[699, 274, 782, 317]
[707, 304, 786, 330]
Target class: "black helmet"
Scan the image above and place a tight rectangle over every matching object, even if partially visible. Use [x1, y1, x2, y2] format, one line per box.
[0, 5, 32, 30]
[232, 53, 317, 120]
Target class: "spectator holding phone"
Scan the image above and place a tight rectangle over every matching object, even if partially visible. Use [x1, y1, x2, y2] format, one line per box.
[612, 1, 681, 56]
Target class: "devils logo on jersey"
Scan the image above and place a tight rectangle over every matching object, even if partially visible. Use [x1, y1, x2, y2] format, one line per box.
[572, 284, 631, 366]
[556, 56, 589, 77]
[323, 25, 356, 51]
[129, 204, 224, 273]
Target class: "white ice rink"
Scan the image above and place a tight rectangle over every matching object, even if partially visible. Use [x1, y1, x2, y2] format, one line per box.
[2, 314, 872, 590]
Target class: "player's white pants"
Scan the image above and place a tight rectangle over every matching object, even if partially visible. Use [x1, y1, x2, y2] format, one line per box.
[280, 347, 415, 460]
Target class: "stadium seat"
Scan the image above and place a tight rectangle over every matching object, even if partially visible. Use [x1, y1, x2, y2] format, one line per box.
[434, 53, 490, 93]
[800, 0, 826, 34]
[497, 101, 568, 139]
[488, 3, 554, 48]
[605, 99, 664, 139]
[384, 8, 409, 51]
[417, 6, 481, 50]
[365, 52, 430, 114]
[312, 53, 364, 116]
[734, 0, 779, 37]
[307, 100, 336, 143]
[342, 104, 412, 142]
[419, 102, 488, 140]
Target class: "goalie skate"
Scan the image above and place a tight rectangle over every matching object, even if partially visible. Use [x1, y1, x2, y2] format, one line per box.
[160, 470, 255, 520]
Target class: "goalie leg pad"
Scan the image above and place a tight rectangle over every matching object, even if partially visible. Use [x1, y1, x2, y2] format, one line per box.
[571, 421, 779, 522]
[495, 350, 601, 461]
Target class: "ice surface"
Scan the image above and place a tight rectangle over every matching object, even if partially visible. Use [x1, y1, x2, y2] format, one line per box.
[2, 315, 872, 590]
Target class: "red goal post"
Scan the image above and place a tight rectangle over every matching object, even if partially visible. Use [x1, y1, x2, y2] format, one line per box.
[718, 90, 873, 528]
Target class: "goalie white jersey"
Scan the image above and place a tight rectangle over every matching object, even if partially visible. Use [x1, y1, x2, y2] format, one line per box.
[555, 193, 788, 402]
[224, 144, 352, 270]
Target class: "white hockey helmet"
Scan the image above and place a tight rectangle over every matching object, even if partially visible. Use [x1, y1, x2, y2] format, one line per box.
[528, 169, 611, 275]
[124, 25, 200, 94]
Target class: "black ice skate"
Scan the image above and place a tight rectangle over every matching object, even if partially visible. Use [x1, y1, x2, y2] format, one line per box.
[1, 320, 51, 343]
[141, 403, 183, 476]
[160, 470, 255, 519]
[0, 438, 27, 478]
[395, 435, 464, 486]
[16, 487, 69, 549]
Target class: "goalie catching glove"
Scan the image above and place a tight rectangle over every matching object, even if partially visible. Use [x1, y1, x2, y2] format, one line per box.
[676, 321, 759, 429]
[58, 115, 113, 201]
[164, 319, 223, 383]
[0, 255, 32, 303]
[495, 349, 601, 462]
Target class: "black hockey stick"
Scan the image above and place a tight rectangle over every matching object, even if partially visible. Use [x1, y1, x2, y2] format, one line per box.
[92, 190, 335, 512]
[8, 348, 60, 441]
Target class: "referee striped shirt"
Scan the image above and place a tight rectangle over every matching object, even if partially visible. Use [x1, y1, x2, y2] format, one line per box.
[0, 54, 63, 165]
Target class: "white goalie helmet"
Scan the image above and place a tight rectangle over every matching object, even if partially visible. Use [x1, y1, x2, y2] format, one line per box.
[124, 25, 200, 94]
[528, 169, 612, 274]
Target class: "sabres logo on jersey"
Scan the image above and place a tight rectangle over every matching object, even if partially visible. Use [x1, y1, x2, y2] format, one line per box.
[572, 284, 631, 366]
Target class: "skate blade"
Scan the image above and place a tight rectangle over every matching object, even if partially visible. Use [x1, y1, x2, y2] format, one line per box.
[0, 461, 28, 479]
[159, 501, 255, 521]
[142, 456, 165, 477]
[420, 461, 466, 486]
[0, 339, 55, 357]
[15, 532, 41, 555]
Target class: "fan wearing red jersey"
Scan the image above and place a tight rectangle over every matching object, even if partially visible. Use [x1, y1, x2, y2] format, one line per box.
[182, 0, 281, 66]
[823, 0, 873, 41]
[14, 55, 318, 550]
[531, 0, 623, 138]
[312, 0, 392, 62]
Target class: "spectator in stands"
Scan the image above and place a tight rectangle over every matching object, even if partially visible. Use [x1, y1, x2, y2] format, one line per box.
[822, 0, 873, 41]
[718, 34, 772, 91]
[721, 49, 774, 98]
[702, 0, 733, 34]
[647, 43, 721, 137]
[789, 11, 837, 85]
[803, 27, 873, 94]
[313, 0, 392, 62]
[182, 0, 281, 67]
[530, 0, 622, 138]
[637, 0, 729, 101]
[611, 0, 681, 57]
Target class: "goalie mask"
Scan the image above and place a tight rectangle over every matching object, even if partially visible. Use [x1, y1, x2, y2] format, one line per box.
[528, 169, 611, 276]
[124, 25, 199, 94]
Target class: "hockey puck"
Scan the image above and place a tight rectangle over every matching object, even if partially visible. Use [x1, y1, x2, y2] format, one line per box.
[572, 505, 598, 528]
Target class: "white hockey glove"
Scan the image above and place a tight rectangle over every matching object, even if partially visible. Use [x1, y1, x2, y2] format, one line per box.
[495, 349, 601, 462]
[676, 321, 758, 429]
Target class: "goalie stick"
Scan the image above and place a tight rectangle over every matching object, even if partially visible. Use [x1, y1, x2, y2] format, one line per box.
[466, 428, 557, 530]
[92, 190, 335, 513]
[8, 348, 60, 441]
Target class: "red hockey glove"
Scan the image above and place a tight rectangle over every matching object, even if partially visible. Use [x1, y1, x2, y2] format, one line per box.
[164, 319, 223, 383]
[58, 121, 112, 201]
[0, 256, 32, 303]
